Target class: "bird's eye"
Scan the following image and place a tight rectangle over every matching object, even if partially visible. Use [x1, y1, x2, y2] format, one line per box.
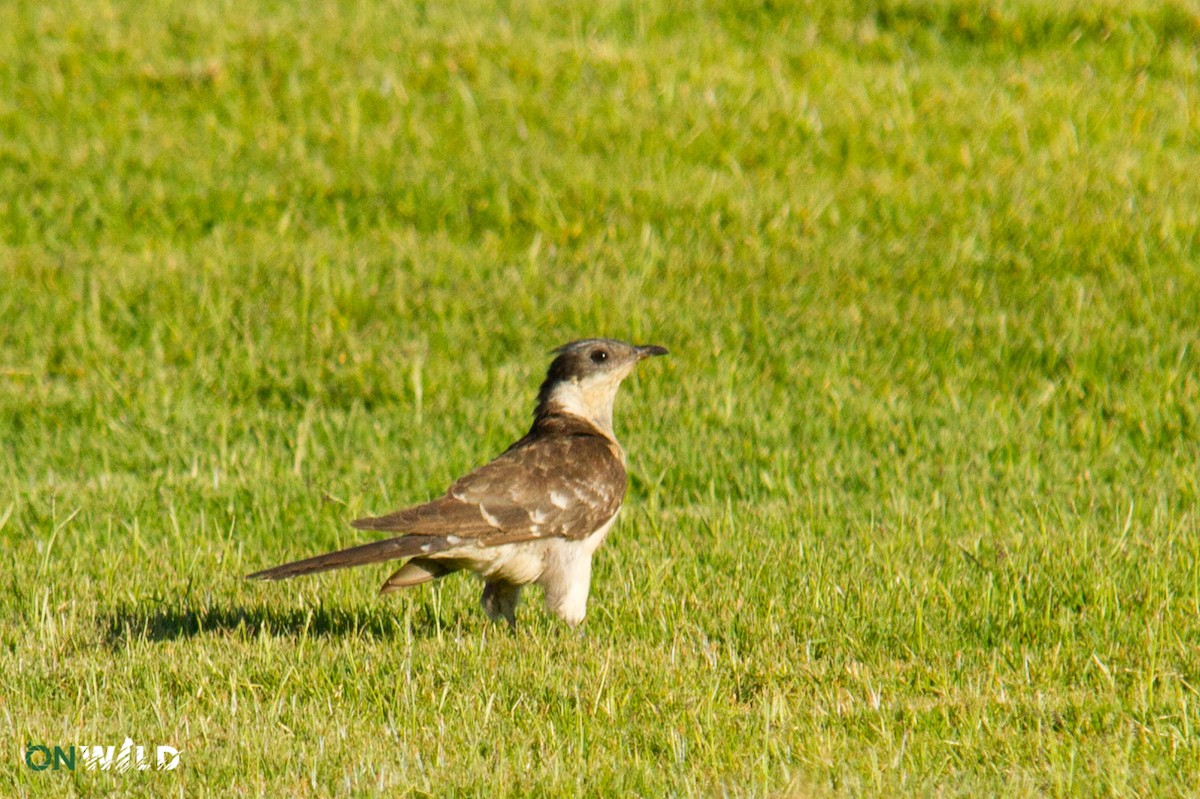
[590, 349, 608, 363]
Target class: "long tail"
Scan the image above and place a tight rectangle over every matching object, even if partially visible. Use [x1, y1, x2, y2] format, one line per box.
[246, 536, 449, 581]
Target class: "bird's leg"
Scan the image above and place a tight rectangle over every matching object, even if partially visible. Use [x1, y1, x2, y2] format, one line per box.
[540, 555, 593, 628]
[481, 581, 522, 629]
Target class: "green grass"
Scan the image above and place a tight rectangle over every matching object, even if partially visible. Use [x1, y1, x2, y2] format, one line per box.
[3, 0, 1200, 794]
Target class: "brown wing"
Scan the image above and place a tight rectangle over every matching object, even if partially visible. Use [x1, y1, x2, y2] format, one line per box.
[352, 428, 626, 545]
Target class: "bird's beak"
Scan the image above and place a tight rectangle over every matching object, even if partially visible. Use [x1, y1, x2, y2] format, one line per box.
[636, 344, 669, 359]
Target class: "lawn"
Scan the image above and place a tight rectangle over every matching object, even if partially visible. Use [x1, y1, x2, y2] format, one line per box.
[3, 0, 1200, 795]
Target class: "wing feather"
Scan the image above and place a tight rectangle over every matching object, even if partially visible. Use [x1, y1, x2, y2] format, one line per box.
[350, 427, 626, 544]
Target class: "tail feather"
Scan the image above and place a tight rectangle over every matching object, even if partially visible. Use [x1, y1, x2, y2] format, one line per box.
[246, 536, 449, 581]
[351, 514, 407, 531]
[379, 558, 459, 594]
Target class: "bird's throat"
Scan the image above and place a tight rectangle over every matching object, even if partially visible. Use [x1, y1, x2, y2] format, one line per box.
[535, 376, 622, 440]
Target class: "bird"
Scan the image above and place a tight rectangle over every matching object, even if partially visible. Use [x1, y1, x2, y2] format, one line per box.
[247, 338, 668, 628]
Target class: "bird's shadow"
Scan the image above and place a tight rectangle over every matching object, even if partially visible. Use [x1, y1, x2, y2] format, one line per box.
[101, 598, 456, 647]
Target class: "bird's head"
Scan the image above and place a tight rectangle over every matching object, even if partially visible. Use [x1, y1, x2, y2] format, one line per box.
[534, 338, 668, 435]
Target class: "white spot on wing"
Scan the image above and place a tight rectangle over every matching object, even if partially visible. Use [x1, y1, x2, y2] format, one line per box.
[480, 506, 503, 528]
[550, 490, 571, 509]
